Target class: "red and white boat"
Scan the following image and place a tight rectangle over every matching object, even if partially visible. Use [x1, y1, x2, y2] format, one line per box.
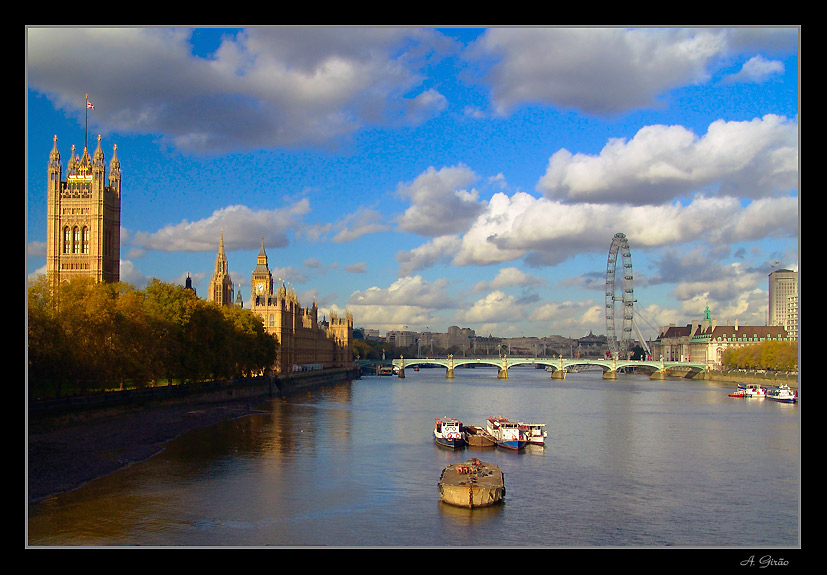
[728, 383, 766, 398]
[486, 416, 527, 450]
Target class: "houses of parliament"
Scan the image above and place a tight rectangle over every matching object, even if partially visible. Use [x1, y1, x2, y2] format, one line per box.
[45, 135, 353, 375]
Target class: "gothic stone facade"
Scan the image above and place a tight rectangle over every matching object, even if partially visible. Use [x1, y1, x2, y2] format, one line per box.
[247, 237, 353, 374]
[46, 135, 121, 286]
[208, 230, 234, 306]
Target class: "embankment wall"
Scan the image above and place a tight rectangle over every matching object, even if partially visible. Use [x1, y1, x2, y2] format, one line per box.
[28, 367, 361, 421]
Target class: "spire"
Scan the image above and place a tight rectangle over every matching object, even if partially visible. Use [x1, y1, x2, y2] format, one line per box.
[50, 135, 60, 163]
[214, 228, 229, 275]
[110, 143, 119, 170]
[254, 234, 269, 271]
[93, 134, 105, 165]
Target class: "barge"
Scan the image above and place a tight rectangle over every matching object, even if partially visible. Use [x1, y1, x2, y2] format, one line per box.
[462, 425, 497, 448]
[437, 458, 505, 508]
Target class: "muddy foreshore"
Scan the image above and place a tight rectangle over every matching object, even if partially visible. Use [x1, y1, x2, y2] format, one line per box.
[27, 398, 271, 503]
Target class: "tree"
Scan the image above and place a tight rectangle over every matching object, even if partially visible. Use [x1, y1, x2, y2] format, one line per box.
[28, 277, 280, 396]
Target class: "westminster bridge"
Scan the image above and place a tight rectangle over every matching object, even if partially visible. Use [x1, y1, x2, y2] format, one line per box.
[390, 355, 708, 380]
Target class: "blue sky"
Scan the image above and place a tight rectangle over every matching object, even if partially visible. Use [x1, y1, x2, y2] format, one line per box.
[26, 27, 799, 339]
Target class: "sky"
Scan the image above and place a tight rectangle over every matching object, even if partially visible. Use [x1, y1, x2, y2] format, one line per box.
[26, 27, 799, 340]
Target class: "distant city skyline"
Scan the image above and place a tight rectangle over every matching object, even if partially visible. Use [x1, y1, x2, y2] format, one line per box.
[27, 27, 799, 338]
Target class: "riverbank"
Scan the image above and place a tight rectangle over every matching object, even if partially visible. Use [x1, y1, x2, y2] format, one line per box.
[28, 397, 271, 503]
[704, 371, 799, 390]
[28, 368, 359, 503]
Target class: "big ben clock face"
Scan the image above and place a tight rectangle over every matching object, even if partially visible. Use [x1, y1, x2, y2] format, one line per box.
[256, 281, 265, 293]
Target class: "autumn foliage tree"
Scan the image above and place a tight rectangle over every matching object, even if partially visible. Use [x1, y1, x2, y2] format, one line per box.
[27, 276, 277, 398]
[721, 340, 798, 372]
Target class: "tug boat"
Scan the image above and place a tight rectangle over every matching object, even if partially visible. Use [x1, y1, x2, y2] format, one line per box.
[486, 416, 527, 450]
[520, 423, 548, 446]
[434, 417, 465, 448]
[766, 383, 798, 403]
[438, 458, 505, 508]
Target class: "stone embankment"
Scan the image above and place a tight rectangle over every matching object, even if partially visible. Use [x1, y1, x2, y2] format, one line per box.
[703, 370, 798, 390]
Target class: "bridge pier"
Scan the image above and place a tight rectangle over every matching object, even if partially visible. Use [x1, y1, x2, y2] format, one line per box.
[550, 369, 566, 379]
[497, 356, 508, 379]
[446, 368, 454, 379]
[649, 370, 666, 380]
[398, 357, 405, 378]
[603, 370, 617, 380]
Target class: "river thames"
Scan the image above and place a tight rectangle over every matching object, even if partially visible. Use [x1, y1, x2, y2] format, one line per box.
[27, 366, 800, 548]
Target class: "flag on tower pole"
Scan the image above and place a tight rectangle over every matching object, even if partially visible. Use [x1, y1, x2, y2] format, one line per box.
[84, 94, 93, 151]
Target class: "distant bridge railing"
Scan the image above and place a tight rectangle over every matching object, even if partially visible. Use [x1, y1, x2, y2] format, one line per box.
[390, 355, 707, 380]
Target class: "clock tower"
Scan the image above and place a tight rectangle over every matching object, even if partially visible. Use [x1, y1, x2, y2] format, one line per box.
[251, 235, 273, 302]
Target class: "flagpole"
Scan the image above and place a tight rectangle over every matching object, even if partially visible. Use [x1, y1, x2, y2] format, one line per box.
[85, 94, 89, 152]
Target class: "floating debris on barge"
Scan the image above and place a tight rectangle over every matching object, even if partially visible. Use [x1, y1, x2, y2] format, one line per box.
[437, 458, 505, 508]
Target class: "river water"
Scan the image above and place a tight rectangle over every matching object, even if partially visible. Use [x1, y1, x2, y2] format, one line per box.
[27, 367, 800, 548]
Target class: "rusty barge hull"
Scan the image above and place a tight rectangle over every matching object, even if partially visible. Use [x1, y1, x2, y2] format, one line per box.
[463, 425, 497, 448]
[438, 459, 505, 508]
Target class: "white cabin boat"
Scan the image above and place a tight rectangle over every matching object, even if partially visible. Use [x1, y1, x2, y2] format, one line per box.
[729, 383, 766, 398]
[520, 423, 547, 445]
[767, 383, 798, 403]
[434, 417, 465, 448]
[486, 416, 527, 450]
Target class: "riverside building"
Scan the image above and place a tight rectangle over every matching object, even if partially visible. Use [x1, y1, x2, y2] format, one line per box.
[46, 135, 121, 287]
[653, 306, 789, 369]
[247, 236, 353, 373]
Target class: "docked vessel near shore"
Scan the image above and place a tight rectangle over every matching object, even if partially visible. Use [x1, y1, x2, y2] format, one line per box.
[462, 425, 497, 448]
[434, 417, 465, 448]
[520, 423, 547, 445]
[486, 416, 527, 450]
[728, 383, 767, 398]
[767, 383, 798, 403]
[437, 458, 505, 508]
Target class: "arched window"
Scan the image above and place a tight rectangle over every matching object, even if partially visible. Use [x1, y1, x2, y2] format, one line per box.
[82, 227, 90, 254]
[63, 227, 71, 254]
[269, 314, 275, 327]
[72, 226, 80, 253]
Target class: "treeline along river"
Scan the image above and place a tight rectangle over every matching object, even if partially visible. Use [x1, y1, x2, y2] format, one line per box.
[27, 367, 800, 548]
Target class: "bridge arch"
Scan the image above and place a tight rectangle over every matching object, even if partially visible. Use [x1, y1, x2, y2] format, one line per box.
[390, 356, 707, 381]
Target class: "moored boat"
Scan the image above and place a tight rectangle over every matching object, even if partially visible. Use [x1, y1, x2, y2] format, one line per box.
[743, 383, 766, 398]
[728, 385, 745, 397]
[486, 416, 527, 450]
[520, 423, 547, 445]
[434, 417, 465, 448]
[437, 458, 505, 508]
[729, 383, 766, 398]
[767, 383, 798, 403]
[462, 425, 497, 448]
